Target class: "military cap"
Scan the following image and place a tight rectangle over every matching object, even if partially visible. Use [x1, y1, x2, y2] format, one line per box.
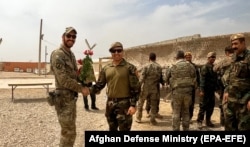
[109, 42, 123, 51]
[230, 33, 244, 41]
[184, 52, 192, 57]
[207, 52, 216, 58]
[65, 27, 77, 34]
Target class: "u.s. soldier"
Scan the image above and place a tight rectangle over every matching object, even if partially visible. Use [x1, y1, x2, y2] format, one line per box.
[223, 33, 250, 131]
[50, 27, 89, 146]
[91, 42, 140, 131]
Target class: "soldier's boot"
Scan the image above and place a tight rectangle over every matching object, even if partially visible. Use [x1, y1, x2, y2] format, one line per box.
[197, 121, 202, 129]
[150, 115, 158, 125]
[155, 113, 163, 119]
[206, 120, 215, 127]
[135, 112, 142, 123]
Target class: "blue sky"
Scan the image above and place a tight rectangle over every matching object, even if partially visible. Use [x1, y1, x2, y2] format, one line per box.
[0, 0, 249, 62]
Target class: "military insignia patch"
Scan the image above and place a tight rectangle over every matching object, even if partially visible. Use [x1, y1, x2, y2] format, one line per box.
[56, 63, 62, 69]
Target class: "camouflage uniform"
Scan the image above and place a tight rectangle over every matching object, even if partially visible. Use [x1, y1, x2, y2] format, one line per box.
[197, 59, 218, 126]
[165, 51, 197, 131]
[136, 60, 164, 124]
[92, 58, 140, 131]
[213, 48, 234, 126]
[224, 34, 250, 131]
[50, 43, 83, 146]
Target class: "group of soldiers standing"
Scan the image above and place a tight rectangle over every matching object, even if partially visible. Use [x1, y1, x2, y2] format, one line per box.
[135, 33, 250, 131]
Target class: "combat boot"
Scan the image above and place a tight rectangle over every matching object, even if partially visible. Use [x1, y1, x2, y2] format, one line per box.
[206, 120, 215, 127]
[150, 119, 158, 125]
[197, 121, 202, 129]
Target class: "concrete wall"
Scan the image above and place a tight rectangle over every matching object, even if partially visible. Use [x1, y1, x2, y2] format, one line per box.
[123, 32, 250, 68]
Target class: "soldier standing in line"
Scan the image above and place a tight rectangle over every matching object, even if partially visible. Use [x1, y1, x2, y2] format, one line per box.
[91, 42, 140, 131]
[223, 33, 250, 131]
[50, 27, 89, 146]
[135, 52, 164, 125]
[213, 46, 234, 126]
[196, 52, 218, 129]
[165, 50, 197, 131]
[184, 52, 200, 122]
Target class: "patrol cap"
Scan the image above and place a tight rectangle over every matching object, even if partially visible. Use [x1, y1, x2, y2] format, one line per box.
[184, 52, 192, 57]
[230, 33, 244, 41]
[109, 42, 123, 51]
[65, 27, 77, 34]
[207, 52, 216, 58]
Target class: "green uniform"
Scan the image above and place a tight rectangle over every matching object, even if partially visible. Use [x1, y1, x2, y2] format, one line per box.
[92, 58, 140, 131]
[50, 44, 82, 146]
[224, 49, 250, 131]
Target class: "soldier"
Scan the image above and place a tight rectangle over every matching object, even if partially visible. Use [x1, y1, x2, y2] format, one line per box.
[50, 27, 89, 146]
[135, 52, 164, 125]
[223, 33, 250, 131]
[91, 42, 140, 131]
[184, 52, 200, 122]
[165, 50, 197, 131]
[213, 46, 234, 126]
[197, 52, 218, 129]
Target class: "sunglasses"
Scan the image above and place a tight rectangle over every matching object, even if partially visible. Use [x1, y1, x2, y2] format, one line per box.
[210, 56, 216, 58]
[110, 49, 123, 53]
[65, 34, 77, 39]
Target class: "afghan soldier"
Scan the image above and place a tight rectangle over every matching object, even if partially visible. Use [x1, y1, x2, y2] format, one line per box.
[135, 52, 164, 125]
[91, 42, 140, 131]
[165, 50, 197, 131]
[184, 52, 200, 122]
[213, 46, 234, 126]
[50, 27, 89, 146]
[197, 52, 218, 129]
[223, 33, 250, 131]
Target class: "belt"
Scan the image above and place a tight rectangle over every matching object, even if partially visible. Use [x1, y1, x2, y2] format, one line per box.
[107, 97, 130, 102]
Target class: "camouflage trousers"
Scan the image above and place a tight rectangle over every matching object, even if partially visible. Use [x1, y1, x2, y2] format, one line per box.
[55, 91, 77, 147]
[172, 91, 192, 131]
[136, 91, 159, 121]
[105, 98, 132, 131]
[224, 101, 250, 131]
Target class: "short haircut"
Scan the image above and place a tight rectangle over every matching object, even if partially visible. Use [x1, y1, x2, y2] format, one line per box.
[149, 52, 156, 61]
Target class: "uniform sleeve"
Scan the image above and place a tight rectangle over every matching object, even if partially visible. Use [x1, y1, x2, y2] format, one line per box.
[92, 66, 107, 93]
[51, 51, 82, 92]
[199, 65, 207, 92]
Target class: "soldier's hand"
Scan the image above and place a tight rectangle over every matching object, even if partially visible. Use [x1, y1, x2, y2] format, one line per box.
[81, 87, 90, 96]
[223, 92, 228, 103]
[247, 100, 250, 111]
[127, 106, 136, 115]
[199, 91, 204, 97]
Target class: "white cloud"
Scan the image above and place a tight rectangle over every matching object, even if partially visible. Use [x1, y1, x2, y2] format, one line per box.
[0, 0, 249, 61]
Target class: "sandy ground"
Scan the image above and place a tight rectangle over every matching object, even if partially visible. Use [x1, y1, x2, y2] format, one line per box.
[0, 72, 223, 147]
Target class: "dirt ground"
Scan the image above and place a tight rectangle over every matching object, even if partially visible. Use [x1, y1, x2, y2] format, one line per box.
[0, 72, 223, 147]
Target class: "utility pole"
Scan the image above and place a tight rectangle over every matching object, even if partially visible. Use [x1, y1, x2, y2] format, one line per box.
[38, 19, 43, 76]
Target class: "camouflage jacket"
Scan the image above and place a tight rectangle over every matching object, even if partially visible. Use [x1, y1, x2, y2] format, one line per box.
[199, 62, 218, 92]
[224, 49, 250, 103]
[50, 44, 82, 92]
[139, 61, 164, 93]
